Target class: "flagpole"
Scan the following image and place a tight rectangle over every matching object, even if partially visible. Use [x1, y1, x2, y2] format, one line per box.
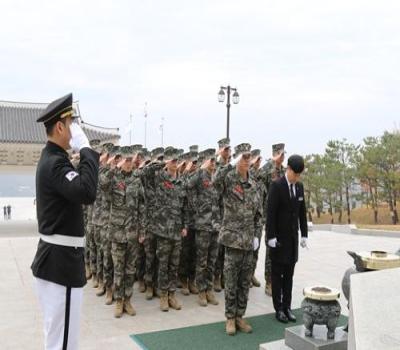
[144, 102, 148, 148]
[129, 114, 133, 144]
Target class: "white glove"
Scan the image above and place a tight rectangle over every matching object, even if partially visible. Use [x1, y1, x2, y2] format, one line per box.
[253, 237, 259, 251]
[69, 123, 90, 152]
[268, 238, 277, 248]
[300, 237, 308, 249]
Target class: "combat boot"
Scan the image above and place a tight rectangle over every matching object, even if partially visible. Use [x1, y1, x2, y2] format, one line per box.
[181, 279, 190, 296]
[226, 318, 236, 336]
[138, 280, 146, 293]
[123, 298, 136, 316]
[92, 276, 99, 288]
[251, 275, 261, 287]
[96, 279, 106, 297]
[145, 285, 154, 300]
[114, 299, 124, 318]
[105, 287, 113, 305]
[168, 291, 182, 310]
[236, 317, 252, 333]
[160, 291, 169, 312]
[214, 275, 222, 292]
[265, 282, 272, 296]
[198, 291, 207, 307]
[85, 265, 92, 280]
[188, 280, 198, 295]
[206, 290, 219, 305]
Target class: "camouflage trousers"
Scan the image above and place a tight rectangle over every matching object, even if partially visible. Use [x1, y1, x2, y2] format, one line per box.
[264, 245, 272, 284]
[84, 223, 91, 266]
[136, 242, 146, 282]
[223, 247, 253, 319]
[144, 232, 158, 287]
[111, 239, 138, 300]
[87, 224, 97, 274]
[94, 225, 103, 280]
[195, 230, 219, 292]
[156, 236, 181, 292]
[178, 228, 196, 282]
[214, 243, 225, 278]
[101, 224, 113, 288]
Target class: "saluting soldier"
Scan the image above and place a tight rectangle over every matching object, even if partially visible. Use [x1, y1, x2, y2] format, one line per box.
[218, 143, 262, 336]
[260, 143, 286, 296]
[31, 93, 99, 350]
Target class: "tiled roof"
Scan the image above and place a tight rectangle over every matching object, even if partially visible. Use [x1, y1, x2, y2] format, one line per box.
[0, 100, 120, 144]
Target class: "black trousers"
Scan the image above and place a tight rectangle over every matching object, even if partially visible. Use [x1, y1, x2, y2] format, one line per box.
[271, 261, 295, 312]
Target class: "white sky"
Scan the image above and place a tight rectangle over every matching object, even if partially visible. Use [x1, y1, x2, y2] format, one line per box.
[1, 0, 399, 159]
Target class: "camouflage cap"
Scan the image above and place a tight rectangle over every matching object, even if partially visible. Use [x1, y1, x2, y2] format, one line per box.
[251, 149, 261, 158]
[120, 146, 131, 157]
[177, 148, 184, 156]
[109, 145, 121, 157]
[189, 150, 199, 162]
[102, 142, 114, 154]
[233, 143, 252, 159]
[179, 152, 191, 162]
[203, 148, 216, 160]
[164, 146, 179, 161]
[197, 150, 205, 164]
[142, 147, 151, 160]
[89, 139, 101, 152]
[151, 147, 164, 160]
[131, 144, 143, 155]
[217, 138, 230, 149]
[189, 145, 199, 153]
[272, 143, 285, 155]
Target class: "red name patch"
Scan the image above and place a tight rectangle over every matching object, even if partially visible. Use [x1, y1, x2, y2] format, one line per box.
[164, 181, 174, 189]
[234, 185, 243, 194]
[203, 180, 211, 188]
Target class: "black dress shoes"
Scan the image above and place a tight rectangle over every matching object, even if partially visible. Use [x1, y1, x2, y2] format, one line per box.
[284, 308, 296, 322]
[275, 310, 289, 323]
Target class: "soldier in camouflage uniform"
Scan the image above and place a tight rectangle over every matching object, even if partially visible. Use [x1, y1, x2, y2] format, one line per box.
[259, 143, 286, 296]
[86, 139, 102, 288]
[213, 138, 233, 292]
[218, 143, 262, 336]
[147, 147, 188, 312]
[178, 145, 199, 295]
[109, 146, 145, 318]
[249, 149, 266, 288]
[186, 148, 220, 307]
[140, 147, 165, 300]
[99, 145, 122, 305]
[90, 140, 108, 296]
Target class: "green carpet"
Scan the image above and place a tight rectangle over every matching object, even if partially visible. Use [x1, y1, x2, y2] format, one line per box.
[130, 309, 348, 350]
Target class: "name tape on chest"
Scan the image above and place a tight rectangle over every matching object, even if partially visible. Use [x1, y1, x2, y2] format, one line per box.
[65, 171, 79, 182]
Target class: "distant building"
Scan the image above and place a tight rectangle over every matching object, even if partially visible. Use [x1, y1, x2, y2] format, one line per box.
[0, 99, 120, 197]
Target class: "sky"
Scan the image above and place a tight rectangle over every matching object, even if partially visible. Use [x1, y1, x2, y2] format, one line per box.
[1, 0, 399, 160]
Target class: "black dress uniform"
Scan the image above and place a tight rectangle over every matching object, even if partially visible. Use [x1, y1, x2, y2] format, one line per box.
[31, 141, 99, 287]
[266, 173, 307, 319]
[31, 93, 99, 350]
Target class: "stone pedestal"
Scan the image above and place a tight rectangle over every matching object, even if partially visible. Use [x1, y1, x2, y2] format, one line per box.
[285, 325, 347, 350]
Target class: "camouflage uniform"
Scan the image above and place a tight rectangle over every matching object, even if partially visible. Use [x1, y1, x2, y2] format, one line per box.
[213, 157, 233, 286]
[86, 204, 96, 276]
[260, 159, 285, 285]
[249, 162, 267, 277]
[148, 162, 188, 293]
[186, 165, 219, 293]
[98, 166, 114, 290]
[140, 151, 164, 290]
[178, 148, 198, 287]
[218, 145, 262, 319]
[109, 168, 145, 301]
[92, 167, 105, 282]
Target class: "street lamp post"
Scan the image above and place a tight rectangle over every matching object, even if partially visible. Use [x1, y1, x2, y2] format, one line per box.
[218, 85, 239, 139]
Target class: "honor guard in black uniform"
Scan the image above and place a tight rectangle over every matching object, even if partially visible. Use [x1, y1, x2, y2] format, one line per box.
[31, 93, 99, 350]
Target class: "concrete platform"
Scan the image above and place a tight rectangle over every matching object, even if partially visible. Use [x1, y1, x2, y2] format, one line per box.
[1, 223, 399, 349]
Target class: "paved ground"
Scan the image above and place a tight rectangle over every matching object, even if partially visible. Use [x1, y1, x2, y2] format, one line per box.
[1, 222, 399, 349]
